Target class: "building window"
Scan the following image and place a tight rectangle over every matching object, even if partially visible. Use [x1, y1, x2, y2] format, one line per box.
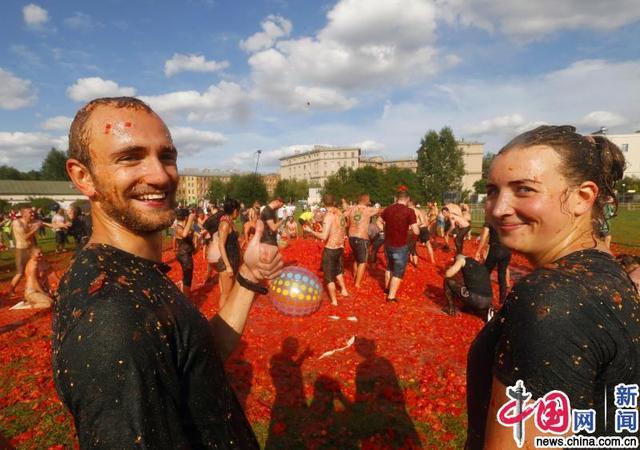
[351, 161, 355, 167]
[621, 143, 629, 152]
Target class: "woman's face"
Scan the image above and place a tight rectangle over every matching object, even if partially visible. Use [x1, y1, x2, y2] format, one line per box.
[486, 145, 577, 258]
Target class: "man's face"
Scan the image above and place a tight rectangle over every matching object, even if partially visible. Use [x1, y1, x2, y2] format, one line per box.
[22, 209, 34, 221]
[86, 106, 178, 234]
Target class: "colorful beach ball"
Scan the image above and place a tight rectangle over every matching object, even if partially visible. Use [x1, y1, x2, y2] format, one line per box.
[269, 267, 322, 316]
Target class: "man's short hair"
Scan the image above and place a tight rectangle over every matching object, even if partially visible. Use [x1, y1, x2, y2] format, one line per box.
[322, 194, 335, 207]
[68, 97, 154, 172]
[272, 196, 284, 203]
[397, 191, 410, 200]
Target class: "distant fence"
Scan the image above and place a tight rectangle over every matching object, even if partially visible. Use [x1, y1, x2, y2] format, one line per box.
[466, 202, 640, 248]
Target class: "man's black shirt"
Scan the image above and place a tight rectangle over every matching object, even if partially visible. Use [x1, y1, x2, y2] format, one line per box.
[53, 244, 258, 449]
[259, 205, 278, 245]
[466, 250, 640, 448]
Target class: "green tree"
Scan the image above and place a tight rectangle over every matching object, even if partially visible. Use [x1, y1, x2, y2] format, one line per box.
[0, 165, 27, 180]
[416, 127, 465, 203]
[40, 148, 69, 180]
[322, 167, 360, 201]
[473, 153, 496, 194]
[207, 178, 228, 204]
[228, 174, 268, 205]
[384, 167, 423, 204]
[275, 179, 309, 202]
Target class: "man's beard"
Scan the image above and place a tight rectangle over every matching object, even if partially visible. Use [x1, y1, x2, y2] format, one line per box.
[95, 182, 176, 234]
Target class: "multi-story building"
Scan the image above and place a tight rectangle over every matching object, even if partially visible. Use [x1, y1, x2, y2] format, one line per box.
[283, 142, 483, 192]
[279, 146, 361, 186]
[262, 173, 280, 197]
[591, 130, 640, 179]
[177, 169, 280, 205]
[177, 169, 236, 205]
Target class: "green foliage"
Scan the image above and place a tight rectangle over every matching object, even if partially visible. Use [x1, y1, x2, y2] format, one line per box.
[275, 178, 309, 202]
[227, 173, 268, 205]
[0, 165, 40, 180]
[40, 148, 69, 181]
[416, 127, 465, 202]
[0, 199, 10, 213]
[322, 166, 422, 205]
[0, 148, 67, 181]
[207, 178, 228, 203]
[618, 176, 640, 193]
[473, 153, 496, 194]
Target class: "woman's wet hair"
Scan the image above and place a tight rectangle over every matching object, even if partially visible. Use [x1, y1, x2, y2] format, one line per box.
[498, 125, 626, 236]
[223, 198, 240, 215]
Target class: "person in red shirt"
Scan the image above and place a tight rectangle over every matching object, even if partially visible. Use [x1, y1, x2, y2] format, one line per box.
[380, 190, 419, 302]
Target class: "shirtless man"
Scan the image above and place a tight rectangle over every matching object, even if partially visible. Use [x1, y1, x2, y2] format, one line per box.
[345, 193, 378, 288]
[23, 247, 54, 308]
[8, 207, 43, 297]
[442, 203, 471, 254]
[410, 201, 435, 265]
[305, 194, 349, 305]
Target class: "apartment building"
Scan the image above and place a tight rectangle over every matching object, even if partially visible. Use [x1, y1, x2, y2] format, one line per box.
[281, 142, 483, 192]
[591, 130, 640, 179]
[279, 146, 361, 186]
[177, 169, 280, 205]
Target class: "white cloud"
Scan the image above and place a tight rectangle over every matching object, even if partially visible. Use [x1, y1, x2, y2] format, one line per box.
[140, 81, 250, 122]
[0, 132, 67, 168]
[245, 0, 453, 111]
[67, 77, 137, 101]
[23, 4, 48, 28]
[41, 116, 73, 131]
[63, 12, 98, 31]
[439, 0, 640, 41]
[170, 127, 227, 156]
[240, 15, 292, 53]
[352, 140, 385, 152]
[577, 111, 627, 129]
[465, 113, 525, 135]
[0, 68, 37, 110]
[164, 53, 229, 77]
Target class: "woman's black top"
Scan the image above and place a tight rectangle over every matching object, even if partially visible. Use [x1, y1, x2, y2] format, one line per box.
[220, 216, 241, 272]
[462, 257, 493, 297]
[176, 223, 195, 254]
[466, 249, 640, 448]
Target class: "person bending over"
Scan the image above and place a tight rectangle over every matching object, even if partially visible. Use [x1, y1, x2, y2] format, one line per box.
[443, 254, 493, 321]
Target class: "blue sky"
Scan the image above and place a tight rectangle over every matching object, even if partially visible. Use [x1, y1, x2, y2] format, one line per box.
[1, 0, 639, 172]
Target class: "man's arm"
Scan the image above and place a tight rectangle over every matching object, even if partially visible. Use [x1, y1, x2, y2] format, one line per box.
[475, 227, 490, 260]
[213, 220, 283, 360]
[304, 214, 333, 241]
[444, 255, 465, 278]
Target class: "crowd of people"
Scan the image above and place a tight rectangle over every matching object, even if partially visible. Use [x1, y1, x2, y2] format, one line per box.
[0, 96, 636, 449]
[1, 204, 90, 307]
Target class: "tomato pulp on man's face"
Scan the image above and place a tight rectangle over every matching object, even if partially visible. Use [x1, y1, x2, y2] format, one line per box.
[88, 106, 179, 234]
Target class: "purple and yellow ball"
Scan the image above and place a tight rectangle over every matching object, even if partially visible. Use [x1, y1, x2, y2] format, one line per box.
[269, 267, 322, 316]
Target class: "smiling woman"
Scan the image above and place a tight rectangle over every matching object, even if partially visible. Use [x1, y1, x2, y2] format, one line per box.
[465, 125, 640, 449]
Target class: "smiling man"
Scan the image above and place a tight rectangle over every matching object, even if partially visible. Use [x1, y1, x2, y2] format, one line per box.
[53, 97, 282, 449]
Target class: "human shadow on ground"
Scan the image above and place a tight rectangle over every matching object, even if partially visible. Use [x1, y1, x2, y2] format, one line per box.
[225, 340, 253, 411]
[264, 337, 312, 450]
[265, 336, 422, 449]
